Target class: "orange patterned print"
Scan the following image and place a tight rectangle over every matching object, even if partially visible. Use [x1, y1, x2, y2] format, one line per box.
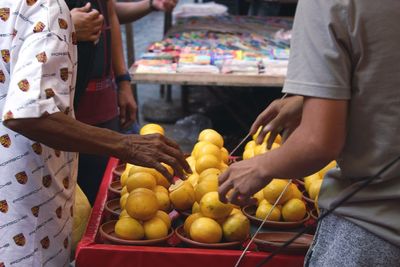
[26, 0, 37, 6]
[0, 8, 10, 21]
[33, 21, 45, 33]
[18, 79, 30, 92]
[0, 70, 5, 83]
[55, 206, 62, 219]
[15, 171, 28, 184]
[36, 51, 47, 63]
[1, 49, 10, 63]
[31, 142, 42, 155]
[40, 236, 50, 249]
[58, 18, 68, 29]
[0, 134, 11, 148]
[42, 175, 52, 188]
[0, 200, 8, 213]
[31, 206, 39, 217]
[60, 68, 68, 82]
[13, 233, 26, 246]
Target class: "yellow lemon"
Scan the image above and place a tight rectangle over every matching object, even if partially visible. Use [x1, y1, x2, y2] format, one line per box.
[143, 217, 168, 239]
[199, 168, 221, 179]
[194, 180, 218, 202]
[219, 162, 228, 172]
[195, 155, 220, 174]
[155, 191, 171, 212]
[252, 126, 263, 141]
[222, 213, 250, 242]
[161, 163, 174, 177]
[245, 140, 256, 150]
[155, 210, 171, 229]
[319, 161, 337, 179]
[290, 184, 303, 200]
[120, 168, 130, 187]
[115, 217, 144, 240]
[126, 188, 159, 220]
[198, 129, 216, 141]
[255, 201, 281, 221]
[169, 180, 196, 211]
[155, 174, 171, 189]
[140, 123, 165, 135]
[253, 189, 264, 204]
[187, 173, 200, 187]
[119, 209, 130, 219]
[128, 164, 157, 177]
[121, 186, 128, 197]
[126, 172, 157, 192]
[220, 147, 229, 164]
[200, 192, 233, 220]
[120, 193, 129, 210]
[154, 185, 168, 195]
[309, 179, 323, 200]
[242, 148, 255, 160]
[263, 179, 293, 205]
[198, 173, 218, 184]
[230, 208, 242, 215]
[195, 143, 222, 161]
[191, 141, 209, 158]
[198, 130, 224, 148]
[190, 217, 222, 243]
[304, 173, 321, 192]
[282, 198, 306, 222]
[184, 212, 203, 237]
[192, 202, 200, 214]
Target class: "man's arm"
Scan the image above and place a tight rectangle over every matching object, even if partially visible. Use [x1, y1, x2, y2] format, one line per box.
[108, 1, 137, 129]
[115, 0, 177, 24]
[3, 112, 191, 181]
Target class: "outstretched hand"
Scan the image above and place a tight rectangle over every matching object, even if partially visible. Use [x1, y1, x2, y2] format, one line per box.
[250, 96, 303, 148]
[71, 3, 104, 42]
[121, 133, 191, 182]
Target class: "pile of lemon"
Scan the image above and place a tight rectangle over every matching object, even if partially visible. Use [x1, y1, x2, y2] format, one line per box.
[242, 127, 282, 160]
[168, 129, 250, 244]
[114, 124, 173, 240]
[303, 161, 337, 202]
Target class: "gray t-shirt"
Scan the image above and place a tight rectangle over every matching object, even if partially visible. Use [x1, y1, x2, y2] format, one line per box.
[283, 0, 400, 246]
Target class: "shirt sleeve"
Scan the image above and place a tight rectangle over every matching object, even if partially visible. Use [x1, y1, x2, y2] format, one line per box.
[282, 0, 352, 100]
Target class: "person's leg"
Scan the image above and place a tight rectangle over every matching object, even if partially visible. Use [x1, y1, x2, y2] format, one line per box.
[306, 213, 400, 267]
[77, 116, 119, 204]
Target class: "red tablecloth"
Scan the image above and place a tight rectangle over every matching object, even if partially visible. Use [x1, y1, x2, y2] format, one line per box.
[75, 158, 306, 267]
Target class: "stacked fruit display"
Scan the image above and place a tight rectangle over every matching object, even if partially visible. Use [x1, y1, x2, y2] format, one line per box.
[170, 129, 250, 244]
[114, 124, 173, 240]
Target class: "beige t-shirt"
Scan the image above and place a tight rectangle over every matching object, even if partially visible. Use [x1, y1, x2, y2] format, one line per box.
[0, 1, 78, 266]
[283, 0, 400, 246]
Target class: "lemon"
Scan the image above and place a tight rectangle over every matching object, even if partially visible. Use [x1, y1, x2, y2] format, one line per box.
[198, 130, 224, 148]
[126, 172, 157, 192]
[184, 212, 203, 237]
[119, 209, 130, 219]
[190, 217, 222, 243]
[254, 144, 267, 155]
[282, 198, 306, 222]
[143, 217, 168, 239]
[245, 140, 256, 151]
[195, 155, 220, 174]
[230, 208, 242, 215]
[121, 186, 128, 197]
[128, 164, 157, 177]
[155, 210, 171, 229]
[304, 173, 321, 192]
[192, 202, 200, 214]
[155, 174, 171, 189]
[255, 201, 281, 221]
[126, 188, 159, 220]
[187, 173, 200, 187]
[199, 168, 221, 179]
[191, 141, 209, 158]
[242, 148, 255, 160]
[161, 163, 174, 177]
[140, 123, 165, 135]
[252, 126, 263, 141]
[309, 179, 323, 200]
[319, 161, 336, 179]
[200, 192, 233, 220]
[115, 217, 144, 240]
[195, 143, 222, 161]
[120, 193, 129, 210]
[154, 185, 168, 195]
[169, 180, 196, 211]
[219, 162, 228, 172]
[120, 168, 130, 187]
[198, 173, 218, 184]
[253, 189, 264, 204]
[220, 147, 229, 164]
[263, 179, 293, 205]
[290, 184, 303, 200]
[194, 180, 218, 202]
[155, 191, 171, 212]
[222, 213, 250, 242]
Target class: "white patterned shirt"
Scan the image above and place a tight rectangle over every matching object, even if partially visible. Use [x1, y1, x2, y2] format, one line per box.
[0, 0, 78, 266]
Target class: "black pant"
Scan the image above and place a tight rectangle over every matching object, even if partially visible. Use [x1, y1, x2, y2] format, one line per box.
[77, 116, 119, 205]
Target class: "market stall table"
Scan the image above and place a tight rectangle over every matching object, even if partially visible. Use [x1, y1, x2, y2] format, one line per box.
[75, 158, 306, 267]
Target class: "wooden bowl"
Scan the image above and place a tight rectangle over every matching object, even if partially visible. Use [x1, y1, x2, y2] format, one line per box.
[242, 205, 310, 229]
[113, 163, 126, 179]
[108, 180, 122, 195]
[104, 198, 122, 218]
[301, 190, 315, 205]
[310, 209, 319, 220]
[254, 231, 313, 254]
[100, 220, 174, 246]
[175, 225, 242, 249]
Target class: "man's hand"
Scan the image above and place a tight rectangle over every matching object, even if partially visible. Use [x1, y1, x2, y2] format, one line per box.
[218, 157, 267, 207]
[117, 81, 137, 130]
[250, 96, 303, 148]
[122, 133, 192, 181]
[152, 0, 178, 12]
[71, 3, 104, 42]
